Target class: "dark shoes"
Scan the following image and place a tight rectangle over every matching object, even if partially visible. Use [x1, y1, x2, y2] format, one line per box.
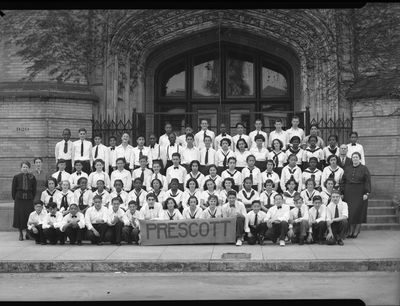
[258, 236, 265, 246]
[97, 242, 103, 246]
[127, 241, 133, 245]
[317, 239, 324, 245]
[116, 242, 122, 246]
[77, 241, 82, 246]
[19, 233, 23, 241]
[338, 239, 344, 246]
[299, 237, 305, 245]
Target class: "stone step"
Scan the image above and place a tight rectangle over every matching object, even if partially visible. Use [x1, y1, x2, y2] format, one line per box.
[368, 199, 395, 207]
[367, 207, 396, 215]
[367, 215, 398, 224]
[361, 223, 400, 230]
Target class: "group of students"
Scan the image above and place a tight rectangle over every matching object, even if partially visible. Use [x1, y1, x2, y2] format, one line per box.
[28, 117, 365, 246]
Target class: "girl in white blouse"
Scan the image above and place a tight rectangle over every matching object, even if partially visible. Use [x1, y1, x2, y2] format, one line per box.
[201, 195, 223, 219]
[162, 197, 183, 220]
[182, 196, 203, 219]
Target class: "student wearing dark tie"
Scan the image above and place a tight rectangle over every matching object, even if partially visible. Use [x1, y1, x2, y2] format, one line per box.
[108, 136, 117, 174]
[105, 197, 129, 246]
[264, 193, 290, 246]
[325, 190, 348, 246]
[85, 195, 109, 245]
[194, 119, 215, 150]
[337, 144, 352, 170]
[215, 138, 235, 175]
[306, 195, 327, 245]
[122, 200, 144, 244]
[42, 202, 65, 245]
[68, 160, 89, 191]
[132, 156, 153, 191]
[162, 197, 184, 220]
[55, 128, 73, 174]
[60, 203, 86, 245]
[92, 133, 110, 174]
[260, 179, 278, 213]
[245, 200, 267, 245]
[199, 135, 216, 175]
[214, 123, 234, 151]
[128, 178, 148, 210]
[287, 193, 309, 245]
[52, 159, 71, 190]
[72, 128, 93, 175]
[166, 153, 187, 191]
[165, 133, 181, 170]
[130, 135, 153, 171]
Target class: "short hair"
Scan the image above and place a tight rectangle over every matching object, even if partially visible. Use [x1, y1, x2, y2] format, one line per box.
[324, 177, 335, 188]
[246, 154, 256, 162]
[33, 157, 43, 163]
[352, 152, 362, 159]
[285, 177, 297, 189]
[254, 118, 263, 124]
[275, 118, 283, 124]
[264, 179, 274, 187]
[113, 179, 124, 188]
[139, 155, 148, 162]
[163, 197, 178, 209]
[220, 137, 232, 146]
[186, 178, 199, 189]
[164, 122, 172, 127]
[151, 178, 163, 189]
[77, 177, 88, 185]
[96, 179, 105, 185]
[274, 193, 283, 200]
[201, 119, 209, 124]
[47, 202, 57, 209]
[146, 193, 156, 200]
[204, 135, 212, 142]
[63, 128, 71, 134]
[290, 136, 301, 143]
[227, 156, 237, 164]
[109, 135, 117, 141]
[312, 195, 323, 202]
[57, 159, 66, 165]
[149, 133, 157, 139]
[293, 193, 303, 201]
[349, 131, 358, 137]
[133, 177, 143, 185]
[305, 178, 317, 187]
[111, 197, 122, 204]
[251, 200, 261, 206]
[208, 164, 218, 173]
[170, 178, 179, 185]
[331, 189, 341, 195]
[207, 195, 219, 205]
[94, 159, 104, 165]
[185, 124, 193, 129]
[254, 134, 265, 142]
[308, 135, 318, 142]
[187, 196, 199, 206]
[287, 153, 298, 161]
[152, 160, 163, 167]
[203, 178, 216, 190]
[236, 138, 248, 150]
[266, 159, 274, 166]
[222, 177, 235, 189]
[34, 200, 44, 206]
[93, 195, 103, 202]
[309, 157, 318, 163]
[242, 176, 252, 185]
[136, 134, 145, 140]
[69, 203, 78, 209]
[185, 133, 195, 140]
[171, 152, 181, 159]
[78, 128, 87, 133]
[310, 124, 318, 130]
[74, 160, 83, 166]
[46, 177, 58, 188]
[271, 138, 284, 150]
[116, 157, 126, 164]
[292, 116, 300, 121]
[93, 133, 102, 139]
[128, 200, 138, 207]
[327, 154, 338, 164]
[236, 122, 245, 128]
[227, 190, 237, 198]
[190, 160, 200, 169]
[328, 134, 338, 142]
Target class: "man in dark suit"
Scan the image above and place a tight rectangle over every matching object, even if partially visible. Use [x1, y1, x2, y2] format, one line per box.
[338, 144, 352, 169]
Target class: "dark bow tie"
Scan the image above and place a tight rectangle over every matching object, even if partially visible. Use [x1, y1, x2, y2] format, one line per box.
[76, 172, 81, 176]
[50, 214, 56, 218]
[276, 206, 282, 209]
[150, 145, 155, 149]
[170, 143, 175, 146]
[351, 144, 356, 146]
[222, 133, 226, 137]
[110, 147, 115, 151]
[71, 215, 77, 218]
[149, 206, 154, 210]
[174, 166, 179, 169]
[229, 204, 236, 208]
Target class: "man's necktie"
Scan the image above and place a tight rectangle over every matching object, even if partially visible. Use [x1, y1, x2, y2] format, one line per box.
[341, 157, 345, 165]
[334, 204, 339, 218]
[79, 191, 84, 206]
[139, 148, 143, 159]
[254, 213, 258, 226]
[95, 145, 98, 158]
[61, 194, 68, 210]
[57, 171, 62, 184]
[223, 152, 228, 168]
[298, 208, 302, 218]
[205, 149, 209, 165]
[267, 193, 271, 207]
[316, 209, 319, 220]
[257, 130, 259, 136]
[140, 169, 144, 183]
[204, 131, 207, 141]
[64, 141, 68, 154]
[249, 169, 253, 183]
[81, 141, 84, 157]
[136, 191, 140, 208]
[155, 173, 158, 180]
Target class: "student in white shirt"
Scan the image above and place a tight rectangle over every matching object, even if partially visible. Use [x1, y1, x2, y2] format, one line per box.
[249, 134, 269, 172]
[52, 159, 71, 190]
[122, 200, 144, 245]
[302, 135, 325, 171]
[201, 195, 223, 219]
[132, 156, 153, 190]
[199, 135, 216, 175]
[321, 155, 344, 192]
[92, 133, 110, 174]
[195, 119, 215, 150]
[140, 193, 164, 220]
[235, 138, 251, 172]
[306, 195, 327, 245]
[92, 180, 111, 209]
[232, 122, 251, 152]
[204, 164, 222, 191]
[128, 178, 148, 210]
[108, 136, 117, 174]
[163, 179, 183, 211]
[261, 160, 280, 192]
[321, 178, 335, 205]
[200, 178, 221, 209]
[72, 128, 93, 175]
[146, 161, 168, 192]
[249, 119, 268, 149]
[181, 133, 200, 172]
[283, 178, 298, 208]
[323, 135, 340, 166]
[59, 203, 86, 245]
[112, 133, 134, 170]
[55, 128, 73, 174]
[215, 138, 235, 175]
[162, 197, 184, 220]
[241, 155, 262, 193]
[73, 177, 93, 214]
[300, 178, 320, 208]
[214, 123, 234, 151]
[27, 201, 47, 244]
[268, 139, 286, 178]
[286, 116, 304, 146]
[105, 197, 128, 246]
[260, 179, 278, 213]
[148, 133, 167, 175]
[280, 153, 303, 193]
[55, 180, 74, 214]
[159, 122, 175, 148]
[285, 136, 304, 169]
[69, 160, 89, 191]
[263, 193, 290, 246]
[325, 190, 349, 246]
[85, 195, 109, 245]
[40, 177, 60, 211]
[244, 200, 267, 245]
[164, 134, 182, 171]
[302, 124, 325, 150]
[287, 193, 309, 245]
[130, 135, 153, 170]
[268, 118, 289, 150]
[110, 157, 132, 192]
[147, 178, 166, 204]
[221, 157, 242, 192]
[109, 179, 129, 211]
[302, 157, 322, 191]
[221, 190, 247, 246]
[178, 124, 194, 148]
[347, 132, 365, 165]
[237, 177, 260, 213]
[166, 153, 187, 191]
[219, 177, 236, 205]
[88, 159, 111, 192]
[42, 202, 65, 245]
[181, 178, 202, 209]
[182, 196, 203, 219]
[184, 160, 205, 192]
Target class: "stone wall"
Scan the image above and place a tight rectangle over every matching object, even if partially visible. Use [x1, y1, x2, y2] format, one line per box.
[0, 82, 99, 200]
[352, 98, 400, 199]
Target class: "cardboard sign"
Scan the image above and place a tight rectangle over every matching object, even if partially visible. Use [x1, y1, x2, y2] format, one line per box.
[139, 218, 237, 246]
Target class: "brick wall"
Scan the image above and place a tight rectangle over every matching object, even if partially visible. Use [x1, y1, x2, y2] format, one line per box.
[0, 83, 99, 201]
[352, 98, 400, 199]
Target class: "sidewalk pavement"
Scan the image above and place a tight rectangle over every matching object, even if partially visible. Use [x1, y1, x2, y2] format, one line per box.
[0, 230, 399, 273]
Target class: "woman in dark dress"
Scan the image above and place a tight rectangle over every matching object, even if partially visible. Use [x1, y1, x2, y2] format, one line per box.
[12, 161, 37, 240]
[340, 152, 371, 238]
[31, 157, 49, 203]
